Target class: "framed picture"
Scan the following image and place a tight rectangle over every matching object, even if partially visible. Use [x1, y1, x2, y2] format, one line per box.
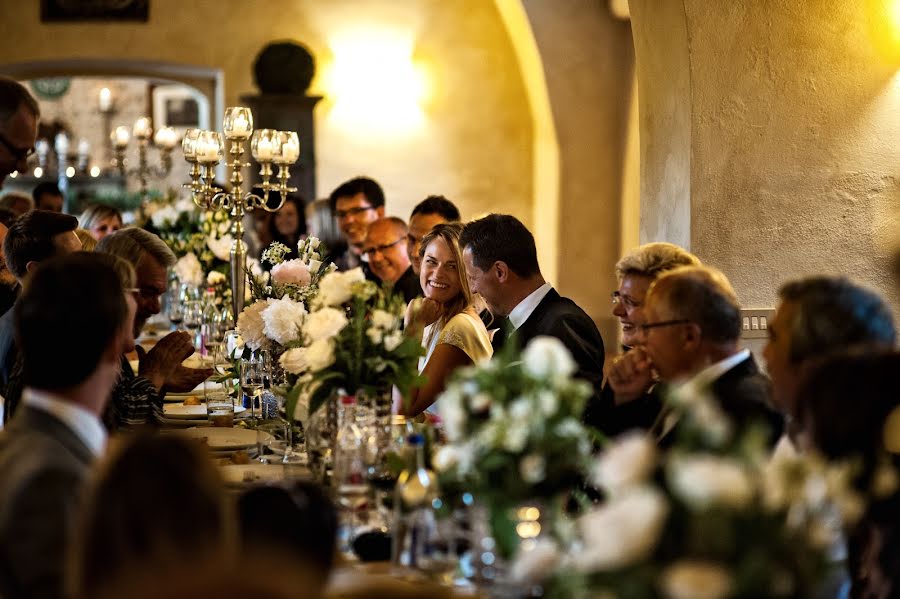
[151, 85, 210, 137]
[41, 0, 149, 22]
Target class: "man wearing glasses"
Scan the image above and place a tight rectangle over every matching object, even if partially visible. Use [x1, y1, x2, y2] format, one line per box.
[608, 265, 782, 445]
[0, 77, 38, 189]
[364, 217, 421, 304]
[328, 176, 385, 273]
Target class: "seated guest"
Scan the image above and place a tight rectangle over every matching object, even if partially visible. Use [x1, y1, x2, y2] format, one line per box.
[0, 252, 133, 599]
[587, 242, 700, 434]
[68, 434, 229, 599]
[0, 193, 32, 218]
[402, 223, 492, 416]
[763, 276, 895, 443]
[329, 176, 385, 272]
[460, 214, 605, 414]
[795, 352, 900, 599]
[0, 211, 81, 414]
[97, 228, 211, 430]
[365, 217, 421, 304]
[0, 222, 18, 316]
[267, 195, 306, 263]
[32, 181, 64, 213]
[237, 481, 337, 592]
[609, 265, 783, 445]
[78, 204, 122, 241]
[407, 195, 460, 276]
[0, 78, 39, 190]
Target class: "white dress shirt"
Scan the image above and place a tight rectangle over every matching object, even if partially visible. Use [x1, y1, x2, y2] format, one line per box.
[22, 388, 107, 457]
[508, 282, 553, 330]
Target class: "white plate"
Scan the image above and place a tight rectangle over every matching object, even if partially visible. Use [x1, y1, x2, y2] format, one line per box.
[175, 426, 269, 450]
[163, 403, 247, 419]
[219, 463, 285, 485]
[166, 380, 225, 397]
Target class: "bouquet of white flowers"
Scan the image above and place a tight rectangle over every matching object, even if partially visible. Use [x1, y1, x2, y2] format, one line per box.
[276, 267, 424, 421]
[433, 336, 594, 559]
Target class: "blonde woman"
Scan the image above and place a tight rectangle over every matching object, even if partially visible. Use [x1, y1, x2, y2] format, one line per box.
[401, 222, 492, 416]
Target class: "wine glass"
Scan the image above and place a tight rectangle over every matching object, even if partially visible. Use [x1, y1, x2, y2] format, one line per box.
[240, 353, 264, 420]
[183, 300, 202, 348]
[166, 280, 184, 330]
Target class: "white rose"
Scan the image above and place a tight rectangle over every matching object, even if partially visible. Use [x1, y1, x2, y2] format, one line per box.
[668, 454, 753, 509]
[510, 538, 560, 584]
[175, 197, 196, 215]
[536, 390, 558, 416]
[371, 309, 396, 331]
[366, 327, 383, 345]
[469, 392, 492, 413]
[261, 297, 307, 345]
[236, 299, 273, 351]
[522, 336, 576, 379]
[309, 237, 320, 250]
[279, 347, 308, 374]
[307, 258, 322, 274]
[303, 307, 348, 341]
[305, 338, 336, 372]
[318, 268, 365, 306]
[520, 454, 546, 484]
[173, 252, 203, 287]
[509, 397, 531, 421]
[150, 205, 179, 228]
[555, 418, 584, 437]
[504, 422, 529, 453]
[660, 561, 733, 599]
[383, 331, 404, 351]
[591, 431, 658, 495]
[574, 486, 669, 572]
[206, 270, 227, 286]
[207, 233, 234, 262]
[433, 445, 462, 473]
[439, 389, 466, 442]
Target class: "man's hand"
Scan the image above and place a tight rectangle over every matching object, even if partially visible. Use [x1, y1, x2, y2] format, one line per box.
[163, 364, 215, 394]
[608, 347, 655, 404]
[137, 331, 196, 391]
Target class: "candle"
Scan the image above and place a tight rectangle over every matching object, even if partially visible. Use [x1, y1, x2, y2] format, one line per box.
[54, 133, 69, 154]
[154, 127, 177, 149]
[112, 126, 130, 148]
[77, 138, 90, 157]
[255, 138, 273, 161]
[182, 129, 200, 162]
[223, 107, 253, 140]
[99, 87, 112, 112]
[133, 117, 152, 140]
[280, 134, 300, 163]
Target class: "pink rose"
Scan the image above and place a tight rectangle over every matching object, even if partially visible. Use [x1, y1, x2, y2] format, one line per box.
[271, 259, 312, 286]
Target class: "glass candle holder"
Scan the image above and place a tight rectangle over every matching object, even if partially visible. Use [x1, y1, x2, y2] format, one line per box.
[250, 129, 278, 162]
[223, 106, 253, 140]
[182, 128, 201, 162]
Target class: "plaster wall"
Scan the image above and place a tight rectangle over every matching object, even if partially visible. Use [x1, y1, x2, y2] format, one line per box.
[521, 0, 635, 349]
[629, 0, 692, 249]
[0, 0, 532, 226]
[684, 0, 900, 313]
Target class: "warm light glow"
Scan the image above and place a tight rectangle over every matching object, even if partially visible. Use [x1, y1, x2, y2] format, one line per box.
[870, 0, 900, 63]
[325, 28, 427, 134]
[65, 166, 75, 178]
[9, 171, 16, 178]
[99, 87, 112, 112]
[33, 167, 43, 178]
[90, 165, 101, 177]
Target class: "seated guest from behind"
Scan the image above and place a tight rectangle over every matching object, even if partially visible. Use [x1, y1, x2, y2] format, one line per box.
[329, 176, 385, 272]
[401, 223, 492, 416]
[0, 253, 134, 599]
[610, 265, 783, 445]
[97, 228, 212, 430]
[267, 195, 306, 263]
[0, 221, 18, 315]
[32, 181, 64, 213]
[365, 217, 421, 304]
[0, 211, 81, 409]
[78, 203, 122, 241]
[460, 214, 605, 411]
[0, 193, 32, 218]
[69, 434, 229, 599]
[407, 195, 460, 276]
[763, 276, 895, 445]
[588, 242, 700, 434]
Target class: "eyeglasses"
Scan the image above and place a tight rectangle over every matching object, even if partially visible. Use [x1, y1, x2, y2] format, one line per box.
[335, 206, 375, 220]
[611, 291, 642, 309]
[0, 133, 34, 163]
[363, 237, 404, 256]
[635, 319, 691, 335]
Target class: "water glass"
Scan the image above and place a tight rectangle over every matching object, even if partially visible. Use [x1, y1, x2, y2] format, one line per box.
[240, 353, 264, 419]
[255, 418, 289, 463]
[207, 392, 235, 428]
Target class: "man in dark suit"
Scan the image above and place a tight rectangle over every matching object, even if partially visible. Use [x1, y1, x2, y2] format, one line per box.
[460, 214, 605, 414]
[608, 265, 783, 446]
[0, 252, 135, 598]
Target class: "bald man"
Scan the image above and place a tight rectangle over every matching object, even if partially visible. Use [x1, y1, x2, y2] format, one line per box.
[364, 217, 421, 303]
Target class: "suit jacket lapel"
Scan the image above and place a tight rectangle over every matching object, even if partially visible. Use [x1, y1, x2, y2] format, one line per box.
[14, 406, 95, 466]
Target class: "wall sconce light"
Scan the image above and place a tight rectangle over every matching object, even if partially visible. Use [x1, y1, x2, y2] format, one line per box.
[325, 29, 427, 134]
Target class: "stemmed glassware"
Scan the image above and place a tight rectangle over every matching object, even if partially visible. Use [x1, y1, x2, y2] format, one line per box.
[183, 300, 202, 348]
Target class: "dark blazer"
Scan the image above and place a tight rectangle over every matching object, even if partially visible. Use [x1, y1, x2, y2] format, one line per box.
[500, 289, 606, 416]
[0, 405, 95, 599]
[0, 306, 16, 388]
[659, 353, 784, 447]
[391, 266, 423, 305]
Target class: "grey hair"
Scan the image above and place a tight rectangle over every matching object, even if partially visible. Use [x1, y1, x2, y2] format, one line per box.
[650, 265, 741, 343]
[96, 227, 175, 268]
[778, 276, 896, 364]
[615, 242, 701, 281]
[0, 192, 34, 213]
